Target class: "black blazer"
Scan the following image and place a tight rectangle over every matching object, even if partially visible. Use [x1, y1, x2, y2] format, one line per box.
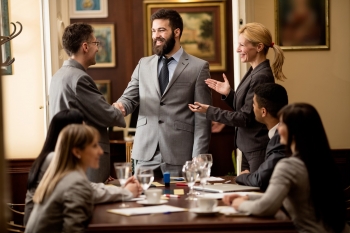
[235, 131, 286, 191]
[206, 59, 274, 153]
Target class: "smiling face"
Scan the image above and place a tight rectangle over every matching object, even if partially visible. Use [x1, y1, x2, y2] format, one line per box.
[236, 34, 259, 64]
[74, 136, 103, 170]
[87, 34, 99, 66]
[152, 19, 177, 56]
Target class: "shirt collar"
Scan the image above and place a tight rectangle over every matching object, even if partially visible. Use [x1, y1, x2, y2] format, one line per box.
[268, 123, 279, 139]
[158, 46, 183, 62]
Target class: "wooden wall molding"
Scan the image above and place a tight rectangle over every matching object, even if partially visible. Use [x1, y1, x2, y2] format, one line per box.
[7, 159, 34, 174]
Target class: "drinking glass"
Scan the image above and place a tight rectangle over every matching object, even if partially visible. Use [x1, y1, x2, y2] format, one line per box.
[114, 162, 132, 207]
[192, 155, 208, 169]
[182, 161, 199, 200]
[199, 167, 210, 195]
[199, 154, 213, 183]
[135, 167, 154, 193]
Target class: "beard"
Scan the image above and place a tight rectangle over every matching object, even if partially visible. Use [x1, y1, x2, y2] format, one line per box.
[152, 31, 176, 56]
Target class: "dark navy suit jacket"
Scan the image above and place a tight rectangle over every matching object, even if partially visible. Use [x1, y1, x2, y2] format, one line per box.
[235, 131, 286, 191]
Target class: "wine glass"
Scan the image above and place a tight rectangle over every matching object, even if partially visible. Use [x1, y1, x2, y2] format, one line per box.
[135, 167, 154, 193]
[192, 155, 208, 169]
[182, 161, 199, 200]
[114, 162, 132, 207]
[199, 154, 213, 183]
[198, 167, 210, 196]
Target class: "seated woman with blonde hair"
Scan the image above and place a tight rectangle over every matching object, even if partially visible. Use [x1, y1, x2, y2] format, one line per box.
[26, 124, 103, 232]
[223, 103, 349, 233]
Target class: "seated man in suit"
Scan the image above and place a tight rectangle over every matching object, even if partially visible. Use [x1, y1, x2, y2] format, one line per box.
[235, 83, 288, 191]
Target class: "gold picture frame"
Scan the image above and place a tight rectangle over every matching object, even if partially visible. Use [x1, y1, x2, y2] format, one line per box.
[95, 80, 111, 104]
[90, 23, 116, 68]
[144, 0, 226, 71]
[275, 0, 329, 51]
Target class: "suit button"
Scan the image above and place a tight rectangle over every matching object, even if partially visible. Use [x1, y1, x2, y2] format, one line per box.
[160, 102, 165, 106]
[158, 120, 163, 124]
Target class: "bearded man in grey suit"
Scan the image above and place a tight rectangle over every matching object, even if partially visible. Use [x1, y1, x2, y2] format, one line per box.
[49, 23, 126, 183]
[114, 9, 212, 177]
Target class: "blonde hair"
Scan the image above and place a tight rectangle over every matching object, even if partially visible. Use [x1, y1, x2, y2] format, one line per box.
[33, 124, 99, 204]
[239, 22, 286, 81]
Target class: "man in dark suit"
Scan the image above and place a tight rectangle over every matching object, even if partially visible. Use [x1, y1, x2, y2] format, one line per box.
[235, 83, 288, 191]
[49, 23, 126, 183]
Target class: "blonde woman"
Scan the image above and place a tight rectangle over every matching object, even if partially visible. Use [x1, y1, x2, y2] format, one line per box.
[25, 124, 102, 233]
[189, 22, 286, 174]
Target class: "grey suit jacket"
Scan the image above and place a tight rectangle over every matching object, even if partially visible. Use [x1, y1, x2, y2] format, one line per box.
[236, 131, 286, 191]
[206, 59, 274, 153]
[25, 171, 93, 233]
[117, 51, 212, 165]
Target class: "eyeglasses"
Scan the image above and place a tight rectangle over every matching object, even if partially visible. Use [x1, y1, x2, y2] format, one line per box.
[88, 41, 101, 47]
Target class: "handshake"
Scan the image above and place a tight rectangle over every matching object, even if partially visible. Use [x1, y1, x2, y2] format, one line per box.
[113, 102, 126, 116]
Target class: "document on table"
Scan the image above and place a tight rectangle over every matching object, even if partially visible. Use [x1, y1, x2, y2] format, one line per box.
[107, 205, 187, 216]
[202, 191, 263, 199]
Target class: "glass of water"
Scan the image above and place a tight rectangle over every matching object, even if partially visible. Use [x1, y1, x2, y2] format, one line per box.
[114, 162, 132, 207]
[182, 161, 199, 200]
[135, 167, 154, 193]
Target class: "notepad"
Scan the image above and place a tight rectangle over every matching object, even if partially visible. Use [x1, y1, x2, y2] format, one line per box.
[173, 189, 184, 195]
[107, 205, 187, 216]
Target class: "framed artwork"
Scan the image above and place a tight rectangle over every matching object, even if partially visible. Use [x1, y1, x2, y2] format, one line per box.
[144, 0, 226, 71]
[95, 80, 111, 103]
[69, 0, 108, 18]
[91, 23, 116, 68]
[275, 0, 329, 50]
[1, 0, 12, 75]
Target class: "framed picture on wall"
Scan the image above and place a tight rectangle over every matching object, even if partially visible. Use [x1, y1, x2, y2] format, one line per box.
[95, 80, 111, 103]
[1, 0, 12, 75]
[91, 23, 116, 68]
[69, 0, 108, 18]
[144, 0, 226, 71]
[275, 0, 329, 50]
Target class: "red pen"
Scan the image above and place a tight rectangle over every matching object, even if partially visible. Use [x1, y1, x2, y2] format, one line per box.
[163, 194, 180, 198]
[176, 183, 188, 186]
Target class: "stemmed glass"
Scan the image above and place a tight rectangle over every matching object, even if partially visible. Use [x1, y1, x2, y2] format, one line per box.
[199, 154, 213, 183]
[114, 162, 132, 207]
[135, 167, 154, 194]
[182, 161, 199, 200]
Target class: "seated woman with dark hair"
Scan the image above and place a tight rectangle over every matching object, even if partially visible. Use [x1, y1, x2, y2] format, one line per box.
[223, 103, 349, 233]
[24, 109, 141, 225]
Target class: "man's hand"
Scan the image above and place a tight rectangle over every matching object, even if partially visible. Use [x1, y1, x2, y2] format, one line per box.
[239, 170, 250, 175]
[113, 102, 126, 116]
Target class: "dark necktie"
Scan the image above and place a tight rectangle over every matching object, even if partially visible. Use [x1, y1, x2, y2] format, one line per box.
[158, 57, 173, 95]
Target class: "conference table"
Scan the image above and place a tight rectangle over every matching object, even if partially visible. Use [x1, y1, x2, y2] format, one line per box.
[87, 177, 297, 233]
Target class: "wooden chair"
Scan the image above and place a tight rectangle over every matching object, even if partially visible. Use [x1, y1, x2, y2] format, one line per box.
[125, 140, 134, 174]
[7, 203, 25, 232]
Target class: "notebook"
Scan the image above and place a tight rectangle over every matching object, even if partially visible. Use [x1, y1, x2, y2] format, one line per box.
[193, 184, 260, 193]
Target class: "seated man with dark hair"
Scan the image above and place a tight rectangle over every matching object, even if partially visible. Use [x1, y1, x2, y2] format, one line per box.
[236, 83, 288, 191]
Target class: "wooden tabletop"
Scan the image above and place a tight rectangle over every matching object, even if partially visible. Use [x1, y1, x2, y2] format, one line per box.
[87, 178, 296, 233]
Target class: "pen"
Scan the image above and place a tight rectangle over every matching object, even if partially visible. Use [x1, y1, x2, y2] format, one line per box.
[176, 183, 188, 186]
[224, 180, 232, 184]
[163, 194, 180, 198]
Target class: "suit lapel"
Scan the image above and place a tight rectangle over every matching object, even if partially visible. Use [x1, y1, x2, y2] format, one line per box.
[162, 52, 189, 96]
[150, 55, 162, 97]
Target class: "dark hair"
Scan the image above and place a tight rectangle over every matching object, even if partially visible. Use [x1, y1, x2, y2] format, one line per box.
[151, 9, 183, 38]
[254, 83, 288, 118]
[62, 22, 93, 56]
[278, 103, 346, 232]
[27, 109, 84, 190]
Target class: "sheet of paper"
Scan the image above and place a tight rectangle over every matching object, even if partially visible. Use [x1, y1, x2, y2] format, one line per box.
[207, 176, 225, 181]
[216, 206, 250, 216]
[202, 191, 263, 199]
[107, 205, 187, 216]
[152, 182, 165, 187]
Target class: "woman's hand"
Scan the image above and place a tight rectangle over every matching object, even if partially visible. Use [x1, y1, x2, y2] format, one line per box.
[205, 73, 231, 96]
[222, 194, 249, 210]
[188, 102, 209, 113]
[124, 176, 142, 197]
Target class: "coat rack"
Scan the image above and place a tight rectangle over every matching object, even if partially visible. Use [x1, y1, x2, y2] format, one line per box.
[1, 21, 22, 67]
